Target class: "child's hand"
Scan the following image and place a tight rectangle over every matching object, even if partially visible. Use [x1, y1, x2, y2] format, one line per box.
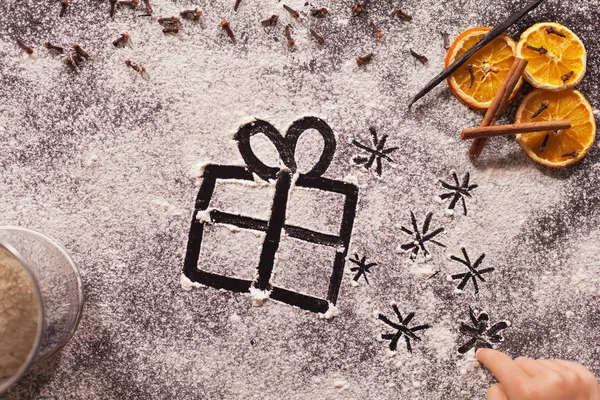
[476, 348, 600, 400]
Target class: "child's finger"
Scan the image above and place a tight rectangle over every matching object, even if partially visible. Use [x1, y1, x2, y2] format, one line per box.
[477, 349, 529, 394]
[486, 383, 509, 400]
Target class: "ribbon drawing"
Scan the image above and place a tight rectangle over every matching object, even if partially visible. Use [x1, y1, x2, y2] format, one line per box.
[183, 117, 359, 315]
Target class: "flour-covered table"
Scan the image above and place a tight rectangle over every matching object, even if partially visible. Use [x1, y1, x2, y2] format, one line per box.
[1, 0, 599, 398]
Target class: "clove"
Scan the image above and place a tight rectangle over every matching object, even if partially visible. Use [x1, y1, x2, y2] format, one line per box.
[60, 0, 68, 17]
[526, 45, 548, 55]
[310, 7, 328, 16]
[110, 0, 117, 17]
[410, 49, 427, 65]
[356, 52, 373, 66]
[113, 33, 130, 47]
[310, 29, 325, 44]
[163, 25, 179, 34]
[531, 100, 550, 118]
[221, 19, 235, 43]
[539, 134, 550, 152]
[561, 71, 574, 82]
[180, 8, 202, 20]
[370, 20, 383, 39]
[73, 44, 89, 59]
[261, 14, 279, 26]
[142, 0, 152, 14]
[234, 0, 242, 11]
[44, 42, 64, 54]
[65, 57, 78, 72]
[118, 0, 139, 8]
[284, 24, 295, 47]
[561, 151, 579, 158]
[392, 8, 412, 21]
[16, 39, 34, 55]
[158, 16, 180, 24]
[546, 26, 566, 38]
[352, 4, 364, 15]
[283, 4, 299, 19]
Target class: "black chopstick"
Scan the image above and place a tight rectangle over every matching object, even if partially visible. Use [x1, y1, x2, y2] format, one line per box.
[407, 0, 548, 109]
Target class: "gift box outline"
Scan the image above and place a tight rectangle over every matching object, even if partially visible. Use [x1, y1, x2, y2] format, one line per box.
[183, 117, 359, 314]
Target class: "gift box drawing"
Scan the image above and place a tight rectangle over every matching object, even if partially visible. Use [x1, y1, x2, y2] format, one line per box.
[182, 117, 359, 315]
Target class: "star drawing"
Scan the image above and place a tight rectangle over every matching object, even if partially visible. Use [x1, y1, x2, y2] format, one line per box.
[458, 307, 511, 354]
[378, 303, 431, 353]
[349, 254, 377, 285]
[449, 247, 494, 294]
[399, 211, 445, 261]
[439, 171, 478, 216]
[352, 127, 398, 176]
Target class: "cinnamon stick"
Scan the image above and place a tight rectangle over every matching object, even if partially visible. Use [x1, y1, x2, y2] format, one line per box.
[461, 120, 571, 140]
[468, 57, 528, 158]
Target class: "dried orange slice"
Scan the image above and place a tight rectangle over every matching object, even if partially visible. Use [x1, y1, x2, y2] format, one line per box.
[516, 22, 587, 91]
[515, 89, 596, 167]
[445, 27, 521, 110]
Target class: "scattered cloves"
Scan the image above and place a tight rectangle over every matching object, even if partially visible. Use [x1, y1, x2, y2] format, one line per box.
[284, 24, 295, 47]
[16, 39, 34, 55]
[60, 0, 68, 17]
[110, 0, 117, 17]
[158, 16, 180, 24]
[441, 31, 450, 49]
[73, 44, 89, 59]
[261, 14, 279, 27]
[234, 0, 242, 11]
[526, 45, 548, 55]
[546, 26, 566, 38]
[392, 8, 411, 21]
[410, 48, 427, 65]
[370, 20, 383, 39]
[310, 29, 324, 44]
[180, 8, 202, 20]
[163, 25, 179, 34]
[44, 42, 64, 53]
[310, 7, 328, 17]
[356, 52, 373, 66]
[65, 57, 78, 72]
[283, 4, 299, 19]
[221, 19, 235, 43]
[466, 64, 474, 88]
[531, 100, 550, 119]
[561, 71, 574, 82]
[113, 33, 130, 47]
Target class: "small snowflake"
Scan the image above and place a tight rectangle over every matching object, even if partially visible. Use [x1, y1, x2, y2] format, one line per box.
[439, 172, 478, 216]
[399, 211, 445, 261]
[377, 303, 431, 353]
[458, 307, 511, 354]
[348, 254, 377, 285]
[449, 247, 494, 294]
[352, 127, 399, 176]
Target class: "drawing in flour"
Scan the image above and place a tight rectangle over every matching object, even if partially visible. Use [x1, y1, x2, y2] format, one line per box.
[183, 117, 359, 315]
[348, 254, 377, 285]
[352, 127, 399, 176]
[399, 211, 446, 261]
[377, 303, 431, 353]
[458, 307, 511, 354]
[439, 171, 478, 216]
[448, 247, 494, 294]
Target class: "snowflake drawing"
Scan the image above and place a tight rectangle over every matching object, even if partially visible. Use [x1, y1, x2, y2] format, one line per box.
[449, 247, 494, 294]
[399, 211, 445, 261]
[352, 127, 399, 176]
[377, 303, 431, 353]
[458, 307, 511, 354]
[348, 254, 377, 285]
[439, 171, 478, 216]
